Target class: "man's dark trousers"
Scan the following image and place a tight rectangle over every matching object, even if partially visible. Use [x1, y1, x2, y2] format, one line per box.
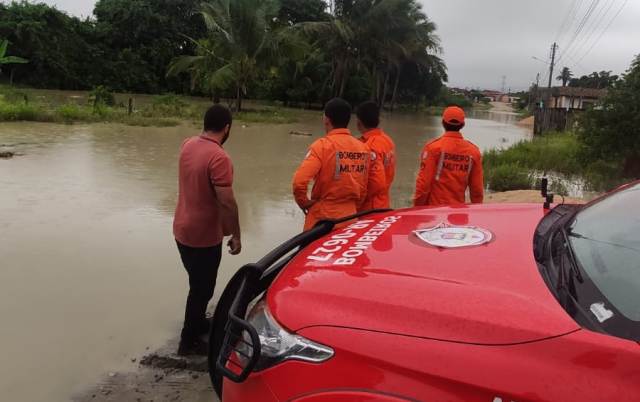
[176, 241, 223, 343]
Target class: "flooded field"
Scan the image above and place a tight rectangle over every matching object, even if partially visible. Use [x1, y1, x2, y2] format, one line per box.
[0, 109, 530, 401]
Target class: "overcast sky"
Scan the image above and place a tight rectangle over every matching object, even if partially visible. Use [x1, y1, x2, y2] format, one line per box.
[12, 0, 640, 91]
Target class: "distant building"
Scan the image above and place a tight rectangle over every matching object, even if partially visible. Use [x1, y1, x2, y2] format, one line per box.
[481, 90, 503, 102]
[539, 87, 607, 110]
[449, 87, 468, 96]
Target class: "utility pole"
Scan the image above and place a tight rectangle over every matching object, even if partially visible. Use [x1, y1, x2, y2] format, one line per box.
[529, 73, 540, 110]
[501, 75, 507, 94]
[535, 72, 540, 107]
[547, 42, 558, 89]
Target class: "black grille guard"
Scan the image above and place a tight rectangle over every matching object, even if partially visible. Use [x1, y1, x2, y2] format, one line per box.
[208, 209, 391, 396]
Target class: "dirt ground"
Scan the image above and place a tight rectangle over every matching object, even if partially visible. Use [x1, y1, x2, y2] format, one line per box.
[485, 190, 585, 204]
[489, 101, 517, 113]
[517, 115, 535, 127]
[74, 338, 219, 402]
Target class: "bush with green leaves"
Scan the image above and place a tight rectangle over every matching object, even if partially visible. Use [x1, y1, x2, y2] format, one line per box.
[578, 55, 640, 178]
[485, 163, 532, 192]
[151, 94, 188, 115]
[0, 96, 41, 121]
[89, 86, 115, 107]
[55, 104, 94, 123]
[484, 133, 583, 177]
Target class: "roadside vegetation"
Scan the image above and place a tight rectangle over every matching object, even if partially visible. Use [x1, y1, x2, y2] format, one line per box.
[0, 86, 301, 126]
[484, 56, 640, 194]
[0, 0, 450, 113]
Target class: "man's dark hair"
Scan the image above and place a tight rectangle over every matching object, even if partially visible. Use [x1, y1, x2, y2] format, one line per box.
[324, 98, 352, 128]
[443, 121, 465, 132]
[204, 104, 233, 132]
[356, 101, 380, 129]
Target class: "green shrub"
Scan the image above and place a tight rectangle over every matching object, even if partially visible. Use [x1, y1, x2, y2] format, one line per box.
[89, 86, 115, 107]
[485, 163, 532, 192]
[0, 88, 30, 104]
[484, 132, 582, 176]
[583, 160, 628, 192]
[150, 94, 188, 115]
[55, 104, 94, 122]
[0, 99, 45, 121]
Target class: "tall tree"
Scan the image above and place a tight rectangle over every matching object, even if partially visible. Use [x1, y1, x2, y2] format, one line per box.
[556, 66, 572, 87]
[569, 70, 620, 89]
[298, 0, 444, 105]
[0, 2, 97, 89]
[168, 0, 283, 111]
[93, 0, 205, 93]
[278, 0, 328, 25]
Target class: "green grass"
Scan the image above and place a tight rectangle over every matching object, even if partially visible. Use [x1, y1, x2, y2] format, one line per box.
[55, 104, 95, 123]
[484, 132, 583, 176]
[483, 132, 582, 192]
[0, 87, 303, 126]
[483, 132, 628, 192]
[235, 108, 299, 124]
[485, 163, 533, 192]
[0, 98, 50, 122]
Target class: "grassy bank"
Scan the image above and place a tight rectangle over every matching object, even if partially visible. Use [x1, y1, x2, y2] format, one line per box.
[0, 98, 182, 126]
[483, 132, 627, 194]
[0, 87, 300, 127]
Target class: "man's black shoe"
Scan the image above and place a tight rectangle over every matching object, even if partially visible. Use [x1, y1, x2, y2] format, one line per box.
[177, 339, 208, 356]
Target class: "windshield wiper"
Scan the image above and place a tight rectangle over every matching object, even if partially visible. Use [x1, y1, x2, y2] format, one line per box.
[560, 228, 584, 284]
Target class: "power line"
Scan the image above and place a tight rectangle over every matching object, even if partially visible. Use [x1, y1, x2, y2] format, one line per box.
[563, 0, 617, 66]
[556, 0, 601, 66]
[555, 0, 579, 43]
[562, 51, 589, 72]
[556, 0, 600, 65]
[574, 0, 629, 66]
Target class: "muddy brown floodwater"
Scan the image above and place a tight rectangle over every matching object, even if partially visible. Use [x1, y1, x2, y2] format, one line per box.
[0, 107, 529, 402]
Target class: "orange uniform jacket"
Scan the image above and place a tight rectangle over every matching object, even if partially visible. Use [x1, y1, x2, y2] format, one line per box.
[293, 129, 383, 230]
[359, 128, 396, 210]
[413, 131, 484, 207]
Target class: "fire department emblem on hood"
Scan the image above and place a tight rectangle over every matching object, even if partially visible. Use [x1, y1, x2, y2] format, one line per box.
[414, 222, 493, 249]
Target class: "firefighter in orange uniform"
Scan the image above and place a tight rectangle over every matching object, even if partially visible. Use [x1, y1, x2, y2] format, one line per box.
[413, 106, 484, 207]
[356, 101, 396, 210]
[293, 98, 382, 230]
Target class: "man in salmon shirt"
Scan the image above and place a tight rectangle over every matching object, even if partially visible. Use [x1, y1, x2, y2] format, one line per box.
[413, 106, 484, 207]
[293, 98, 381, 230]
[173, 104, 241, 356]
[356, 101, 396, 210]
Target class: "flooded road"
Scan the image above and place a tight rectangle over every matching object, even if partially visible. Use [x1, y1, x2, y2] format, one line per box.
[0, 108, 529, 401]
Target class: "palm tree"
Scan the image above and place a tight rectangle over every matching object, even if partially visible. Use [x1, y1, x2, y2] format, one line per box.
[299, 0, 443, 106]
[298, 14, 356, 98]
[0, 39, 29, 85]
[556, 67, 573, 87]
[387, 5, 444, 110]
[168, 0, 281, 111]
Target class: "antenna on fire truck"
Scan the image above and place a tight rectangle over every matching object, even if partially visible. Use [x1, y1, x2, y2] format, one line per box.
[541, 176, 555, 209]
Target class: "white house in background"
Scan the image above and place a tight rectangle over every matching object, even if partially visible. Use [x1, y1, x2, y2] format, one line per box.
[542, 87, 607, 110]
